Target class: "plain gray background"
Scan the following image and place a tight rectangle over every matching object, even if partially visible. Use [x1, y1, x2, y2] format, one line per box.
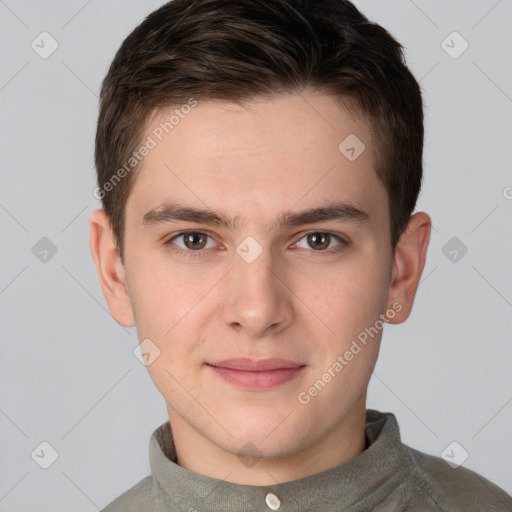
[1, 0, 511, 509]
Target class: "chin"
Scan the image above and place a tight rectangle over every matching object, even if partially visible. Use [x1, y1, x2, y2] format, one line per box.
[228, 434, 301, 460]
[216, 416, 310, 457]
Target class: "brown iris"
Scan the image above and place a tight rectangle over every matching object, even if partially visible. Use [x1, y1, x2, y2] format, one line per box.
[307, 233, 331, 250]
[183, 232, 208, 250]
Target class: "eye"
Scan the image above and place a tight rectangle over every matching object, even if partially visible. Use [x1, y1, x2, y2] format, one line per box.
[294, 232, 345, 251]
[165, 230, 347, 258]
[166, 231, 217, 254]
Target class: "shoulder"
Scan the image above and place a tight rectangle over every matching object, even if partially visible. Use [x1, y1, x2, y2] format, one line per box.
[100, 476, 161, 512]
[404, 444, 512, 511]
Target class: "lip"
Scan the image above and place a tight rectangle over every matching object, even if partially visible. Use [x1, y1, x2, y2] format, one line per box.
[207, 358, 306, 390]
[209, 357, 304, 371]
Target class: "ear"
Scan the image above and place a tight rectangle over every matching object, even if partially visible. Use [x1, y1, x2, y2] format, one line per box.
[385, 212, 431, 324]
[89, 209, 135, 327]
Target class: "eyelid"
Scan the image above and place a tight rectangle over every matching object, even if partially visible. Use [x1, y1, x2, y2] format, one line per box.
[166, 230, 219, 253]
[292, 230, 346, 250]
[165, 229, 348, 256]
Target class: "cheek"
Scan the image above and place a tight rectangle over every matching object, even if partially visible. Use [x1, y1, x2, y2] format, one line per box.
[302, 254, 390, 334]
[127, 252, 215, 335]
[128, 264, 209, 391]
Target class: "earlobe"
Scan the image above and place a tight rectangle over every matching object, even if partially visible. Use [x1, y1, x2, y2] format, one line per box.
[386, 212, 431, 324]
[89, 209, 135, 327]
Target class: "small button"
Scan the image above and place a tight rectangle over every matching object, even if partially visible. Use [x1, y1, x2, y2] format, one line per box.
[265, 492, 281, 510]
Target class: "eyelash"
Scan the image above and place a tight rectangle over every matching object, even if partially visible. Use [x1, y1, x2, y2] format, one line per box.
[164, 230, 348, 258]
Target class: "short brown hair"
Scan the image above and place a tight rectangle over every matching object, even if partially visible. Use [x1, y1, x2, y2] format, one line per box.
[95, 0, 424, 263]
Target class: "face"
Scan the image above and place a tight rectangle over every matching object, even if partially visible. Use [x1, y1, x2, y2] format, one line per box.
[104, 93, 403, 459]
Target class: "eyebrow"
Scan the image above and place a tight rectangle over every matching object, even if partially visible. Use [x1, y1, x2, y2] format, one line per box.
[141, 201, 370, 232]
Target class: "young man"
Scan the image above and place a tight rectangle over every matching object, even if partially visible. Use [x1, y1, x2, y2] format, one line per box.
[90, 0, 512, 510]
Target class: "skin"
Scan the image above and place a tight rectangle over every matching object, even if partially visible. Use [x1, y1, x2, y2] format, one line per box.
[90, 92, 431, 486]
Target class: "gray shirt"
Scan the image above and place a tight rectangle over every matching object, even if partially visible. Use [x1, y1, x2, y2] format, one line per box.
[101, 409, 512, 511]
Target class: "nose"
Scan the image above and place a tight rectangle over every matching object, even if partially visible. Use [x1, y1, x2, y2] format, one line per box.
[220, 243, 295, 338]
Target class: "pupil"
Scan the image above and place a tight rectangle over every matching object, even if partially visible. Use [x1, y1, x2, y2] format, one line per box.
[309, 233, 329, 250]
[186, 233, 205, 249]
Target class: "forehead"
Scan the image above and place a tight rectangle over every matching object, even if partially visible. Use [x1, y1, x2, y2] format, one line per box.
[126, 92, 387, 231]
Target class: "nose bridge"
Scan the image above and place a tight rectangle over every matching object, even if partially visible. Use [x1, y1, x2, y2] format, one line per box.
[222, 237, 293, 335]
[233, 237, 279, 302]
[238, 243, 275, 289]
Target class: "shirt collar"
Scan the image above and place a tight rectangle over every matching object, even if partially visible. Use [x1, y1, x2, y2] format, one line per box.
[148, 409, 413, 511]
